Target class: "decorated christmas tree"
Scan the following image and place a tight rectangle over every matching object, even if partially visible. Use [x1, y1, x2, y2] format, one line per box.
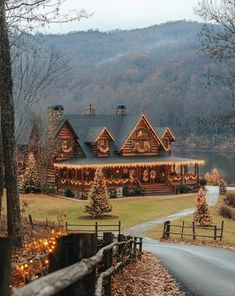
[194, 179, 212, 226]
[21, 153, 41, 193]
[84, 168, 112, 217]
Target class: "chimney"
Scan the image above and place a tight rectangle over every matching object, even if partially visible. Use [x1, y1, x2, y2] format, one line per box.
[86, 104, 96, 115]
[48, 105, 64, 136]
[116, 105, 127, 115]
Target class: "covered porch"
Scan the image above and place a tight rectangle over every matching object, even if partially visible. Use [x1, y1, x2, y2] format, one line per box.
[54, 156, 205, 195]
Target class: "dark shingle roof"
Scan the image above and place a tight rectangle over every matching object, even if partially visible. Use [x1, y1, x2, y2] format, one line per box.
[85, 127, 107, 143]
[65, 113, 142, 151]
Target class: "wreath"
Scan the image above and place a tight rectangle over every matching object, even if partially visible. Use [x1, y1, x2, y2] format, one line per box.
[150, 170, 156, 180]
[143, 170, 149, 182]
[98, 145, 109, 153]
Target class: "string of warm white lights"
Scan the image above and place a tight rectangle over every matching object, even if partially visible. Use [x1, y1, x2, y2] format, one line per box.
[11, 230, 65, 287]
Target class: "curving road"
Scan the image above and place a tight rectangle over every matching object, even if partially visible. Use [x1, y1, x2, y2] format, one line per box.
[144, 239, 235, 296]
[125, 186, 235, 296]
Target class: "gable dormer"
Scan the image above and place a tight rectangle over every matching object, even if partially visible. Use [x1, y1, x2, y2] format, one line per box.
[162, 128, 175, 150]
[120, 114, 167, 156]
[55, 120, 84, 161]
[86, 127, 114, 157]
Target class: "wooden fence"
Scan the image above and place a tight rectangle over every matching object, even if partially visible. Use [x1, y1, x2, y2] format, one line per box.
[65, 221, 121, 236]
[0, 232, 142, 296]
[162, 220, 224, 241]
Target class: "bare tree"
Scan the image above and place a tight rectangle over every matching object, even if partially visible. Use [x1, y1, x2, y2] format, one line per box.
[13, 44, 70, 143]
[0, 0, 89, 246]
[195, 0, 235, 126]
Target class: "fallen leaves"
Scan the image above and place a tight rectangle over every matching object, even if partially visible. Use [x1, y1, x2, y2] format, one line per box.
[112, 252, 185, 296]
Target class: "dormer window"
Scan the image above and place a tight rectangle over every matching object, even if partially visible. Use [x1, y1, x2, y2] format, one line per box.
[132, 128, 151, 153]
[97, 139, 109, 154]
[61, 138, 73, 153]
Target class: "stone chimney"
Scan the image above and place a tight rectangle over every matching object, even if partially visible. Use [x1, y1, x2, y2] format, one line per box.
[48, 105, 64, 136]
[116, 105, 127, 115]
[86, 104, 96, 115]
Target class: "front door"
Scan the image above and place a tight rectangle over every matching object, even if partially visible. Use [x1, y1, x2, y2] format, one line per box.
[140, 167, 166, 184]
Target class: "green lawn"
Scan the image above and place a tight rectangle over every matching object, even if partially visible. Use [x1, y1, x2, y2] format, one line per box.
[146, 196, 235, 247]
[2, 193, 196, 230]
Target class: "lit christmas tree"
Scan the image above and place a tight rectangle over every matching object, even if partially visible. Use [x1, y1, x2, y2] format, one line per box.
[85, 168, 112, 217]
[194, 179, 212, 226]
[21, 153, 41, 193]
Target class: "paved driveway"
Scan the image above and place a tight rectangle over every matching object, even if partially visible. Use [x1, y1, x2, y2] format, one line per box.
[125, 186, 235, 296]
[144, 239, 235, 296]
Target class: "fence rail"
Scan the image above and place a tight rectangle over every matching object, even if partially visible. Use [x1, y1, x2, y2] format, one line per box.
[65, 221, 121, 236]
[1, 232, 142, 296]
[162, 220, 224, 241]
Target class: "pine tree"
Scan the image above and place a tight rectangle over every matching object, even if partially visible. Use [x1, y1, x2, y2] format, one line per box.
[21, 153, 41, 193]
[194, 185, 212, 226]
[85, 168, 112, 217]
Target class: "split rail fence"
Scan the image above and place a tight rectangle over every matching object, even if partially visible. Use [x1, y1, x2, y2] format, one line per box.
[0, 232, 142, 296]
[65, 221, 121, 237]
[162, 220, 224, 241]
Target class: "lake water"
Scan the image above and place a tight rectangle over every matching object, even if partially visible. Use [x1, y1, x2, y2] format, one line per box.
[173, 150, 235, 182]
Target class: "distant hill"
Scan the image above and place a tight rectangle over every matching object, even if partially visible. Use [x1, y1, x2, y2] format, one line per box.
[35, 21, 230, 137]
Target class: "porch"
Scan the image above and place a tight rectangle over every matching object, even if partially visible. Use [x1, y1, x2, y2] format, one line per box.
[54, 157, 204, 195]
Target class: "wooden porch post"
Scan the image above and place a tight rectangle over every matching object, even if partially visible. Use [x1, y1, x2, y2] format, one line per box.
[180, 165, 183, 184]
[81, 168, 85, 191]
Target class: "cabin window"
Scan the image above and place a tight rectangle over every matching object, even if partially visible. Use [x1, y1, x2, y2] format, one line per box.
[97, 139, 109, 154]
[61, 138, 73, 153]
[132, 128, 151, 153]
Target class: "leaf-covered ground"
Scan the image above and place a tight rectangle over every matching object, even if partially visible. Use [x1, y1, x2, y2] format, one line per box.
[113, 252, 184, 296]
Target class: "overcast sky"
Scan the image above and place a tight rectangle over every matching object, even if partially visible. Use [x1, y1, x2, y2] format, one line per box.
[48, 0, 202, 33]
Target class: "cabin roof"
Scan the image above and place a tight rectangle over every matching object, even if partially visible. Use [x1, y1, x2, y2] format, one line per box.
[64, 113, 172, 150]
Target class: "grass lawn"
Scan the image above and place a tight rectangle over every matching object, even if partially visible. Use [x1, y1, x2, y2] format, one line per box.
[2, 193, 196, 230]
[146, 196, 235, 247]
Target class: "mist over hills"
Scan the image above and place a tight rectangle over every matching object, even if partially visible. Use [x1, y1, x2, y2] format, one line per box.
[36, 21, 229, 136]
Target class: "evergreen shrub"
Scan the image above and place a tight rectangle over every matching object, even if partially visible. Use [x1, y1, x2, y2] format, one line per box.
[224, 192, 235, 208]
[178, 185, 191, 194]
[64, 188, 75, 198]
[219, 205, 234, 219]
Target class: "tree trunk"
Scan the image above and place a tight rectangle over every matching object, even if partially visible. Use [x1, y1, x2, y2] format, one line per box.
[0, 0, 23, 247]
[0, 128, 3, 220]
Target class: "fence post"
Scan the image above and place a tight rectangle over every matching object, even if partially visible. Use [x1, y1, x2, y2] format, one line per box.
[117, 234, 125, 273]
[163, 221, 170, 239]
[118, 221, 121, 235]
[95, 222, 98, 238]
[28, 214, 34, 230]
[133, 237, 137, 259]
[0, 237, 12, 296]
[214, 225, 217, 240]
[49, 233, 97, 296]
[65, 221, 68, 233]
[181, 221, 185, 239]
[139, 237, 143, 259]
[220, 221, 224, 241]
[103, 233, 113, 296]
[192, 222, 196, 240]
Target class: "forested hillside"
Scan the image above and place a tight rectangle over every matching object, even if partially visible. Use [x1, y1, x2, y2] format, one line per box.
[36, 21, 231, 137]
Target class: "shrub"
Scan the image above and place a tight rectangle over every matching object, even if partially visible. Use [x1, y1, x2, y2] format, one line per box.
[177, 185, 191, 194]
[224, 191, 235, 208]
[109, 190, 117, 199]
[123, 185, 129, 196]
[199, 178, 207, 186]
[64, 188, 75, 198]
[219, 205, 233, 219]
[132, 187, 144, 196]
[79, 192, 88, 200]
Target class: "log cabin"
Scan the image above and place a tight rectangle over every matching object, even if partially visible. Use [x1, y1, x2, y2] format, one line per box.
[19, 105, 205, 195]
